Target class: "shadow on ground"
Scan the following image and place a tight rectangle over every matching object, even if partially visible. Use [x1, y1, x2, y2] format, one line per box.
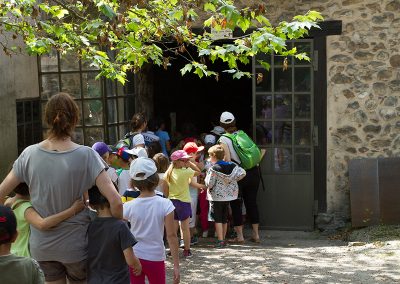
[166, 230, 400, 283]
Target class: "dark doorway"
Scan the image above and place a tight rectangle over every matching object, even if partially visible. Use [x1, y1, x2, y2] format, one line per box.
[153, 57, 252, 136]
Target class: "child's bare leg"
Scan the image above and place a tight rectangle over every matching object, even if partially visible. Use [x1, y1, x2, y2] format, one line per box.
[222, 223, 228, 240]
[215, 223, 223, 241]
[180, 218, 191, 250]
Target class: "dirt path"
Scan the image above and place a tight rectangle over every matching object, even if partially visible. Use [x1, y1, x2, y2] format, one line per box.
[166, 230, 400, 283]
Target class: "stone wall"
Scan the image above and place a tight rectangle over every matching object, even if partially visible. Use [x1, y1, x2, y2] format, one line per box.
[233, 0, 399, 224]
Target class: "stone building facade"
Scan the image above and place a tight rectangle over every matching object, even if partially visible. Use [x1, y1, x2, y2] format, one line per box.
[0, 0, 399, 229]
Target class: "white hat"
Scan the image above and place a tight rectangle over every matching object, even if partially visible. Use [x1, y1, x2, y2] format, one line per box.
[220, 111, 235, 123]
[125, 147, 148, 158]
[210, 126, 224, 136]
[131, 134, 145, 147]
[204, 134, 216, 144]
[129, 157, 157, 180]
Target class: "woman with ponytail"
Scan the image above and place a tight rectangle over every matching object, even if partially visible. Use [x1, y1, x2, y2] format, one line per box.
[0, 93, 122, 284]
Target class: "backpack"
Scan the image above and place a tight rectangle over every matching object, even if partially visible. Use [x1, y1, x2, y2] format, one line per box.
[221, 130, 262, 170]
[114, 132, 139, 150]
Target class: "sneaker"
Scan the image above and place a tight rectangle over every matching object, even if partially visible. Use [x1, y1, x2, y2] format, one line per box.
[202, 230, 208, 238]
[190, 236, 199, 245]
[179, 239, 184, 248]
[183, 249, 192, 257]
[215, 240, 226, 248]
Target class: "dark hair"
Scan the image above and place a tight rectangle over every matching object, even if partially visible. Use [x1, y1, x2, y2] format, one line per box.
[153, 153, 169, 173]
[14, 183, 29, 196]
[147, 119, 157, 132]
[88, 184, 117, 210]
[220, 120, 237, 134]
[131, 173, 159, 192]
[130, 113, 147, 132]
[0, 205, 17, 245]
[45, 92, 79, 139]
[147, 141, 162, 158]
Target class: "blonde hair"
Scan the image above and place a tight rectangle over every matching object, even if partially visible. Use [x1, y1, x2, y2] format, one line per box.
[208, 145, 225, 160]
[164, 160, 180, 183]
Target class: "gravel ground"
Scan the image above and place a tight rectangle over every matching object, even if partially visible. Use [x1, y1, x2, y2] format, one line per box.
[166, 229, 400, 283]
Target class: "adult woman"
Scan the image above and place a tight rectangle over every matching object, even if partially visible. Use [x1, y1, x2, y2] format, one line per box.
[218, 111, 261, 243]
[0, 93, 122, 284]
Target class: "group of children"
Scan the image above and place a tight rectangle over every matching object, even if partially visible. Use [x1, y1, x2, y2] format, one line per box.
[0, 126, 247, 284]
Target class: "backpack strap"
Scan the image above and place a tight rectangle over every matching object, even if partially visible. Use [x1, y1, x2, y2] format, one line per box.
[219, 133, 241, 165]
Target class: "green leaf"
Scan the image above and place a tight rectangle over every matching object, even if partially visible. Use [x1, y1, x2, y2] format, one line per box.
[54, 9, 69, 19]
[79, 36, 90, 46]
[204, 3, 216, 12]
[258, 60, 270, 71]
[99, 4, 116, 19]
[180, 63, 193, 75]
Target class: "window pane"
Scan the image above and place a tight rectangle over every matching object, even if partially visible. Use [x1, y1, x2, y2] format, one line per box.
[33, 122, 42, 142]
[25, 123, 33, 146]
[73, 128, 84, 145]
[41, 74, 59, 99]
[107, 99, 118, 123]
[118, 98, 125, 123]
[76, 101, 83, 126]
[294, 121, 311, 145]
[40, 49, 58, 72]
[274, 147, 292, 172]
[24, 101, 32, 122]
[82, 59, 99, 71]
[105, 79, 116, 97]
[274, 94, 291, 119]
[295, 67, 311, 92]
[295, 95, 311, 119]
[83, 100, 103, 126]
[60, 53, 79, 71]
[41, 102, 47, 126]
[119, 124, 128, 139]
[82, 73, 102, 98]
[85, 127, 104, 146]
[255, 121, 272, 145]
[108, 126, 118, 145]
[274, 43, 292, 65]
[274, 68, 292, 92]
[61, 73, 81, 99]
[117, 82, 124, 96]
[294, 42, 311, 65]
[17, 125, 25, 154]
[32, 101, 40, 122]
[255, 68, 271, 92]
[16, 102, 24, 124]
[274, 121, 291, 145]
[256, 95, 272, 120]
[294, 148, 311, 172]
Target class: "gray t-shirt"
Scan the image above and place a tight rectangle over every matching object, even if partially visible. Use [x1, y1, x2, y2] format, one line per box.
[0, 254, 44, 284]
[88, 217, 137, 284]
[13, 144, 106, 262]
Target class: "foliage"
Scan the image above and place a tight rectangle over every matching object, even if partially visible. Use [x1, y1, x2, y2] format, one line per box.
[0, 0, 323, 84]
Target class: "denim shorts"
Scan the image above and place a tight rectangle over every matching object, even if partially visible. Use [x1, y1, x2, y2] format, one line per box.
[171, 199, 192, 221]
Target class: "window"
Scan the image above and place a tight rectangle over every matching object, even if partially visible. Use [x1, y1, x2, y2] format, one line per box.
[16, 99, 42, 154]
[38, 50, 134, 146]
[254, 40, 313, 174]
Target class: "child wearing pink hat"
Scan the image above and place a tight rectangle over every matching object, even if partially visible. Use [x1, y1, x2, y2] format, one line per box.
[164, 150, 201, 257]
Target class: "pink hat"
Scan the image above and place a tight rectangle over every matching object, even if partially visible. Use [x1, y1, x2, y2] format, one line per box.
[170, 150, 191, 161]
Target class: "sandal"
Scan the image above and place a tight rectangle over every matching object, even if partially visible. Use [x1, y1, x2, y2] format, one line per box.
[228, 237, 245, 244]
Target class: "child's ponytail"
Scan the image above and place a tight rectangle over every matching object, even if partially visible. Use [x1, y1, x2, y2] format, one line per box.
[165, 162, 175, 183]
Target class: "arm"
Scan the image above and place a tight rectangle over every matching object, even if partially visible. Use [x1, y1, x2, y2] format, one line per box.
[25, 200, 85, 230]
[165, 212, 180, 284]
[96, 170, 123, 219]
[0, 170, 21, 205]
[220, 142, 232, 162]
[185, 161, 201, 177]
[123, 247, 142, 276]
[189, 178, 205, 190]
[160, 179, 169, 197]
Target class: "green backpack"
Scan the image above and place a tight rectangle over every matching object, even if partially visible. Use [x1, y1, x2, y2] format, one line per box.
[221, 130, 262, 170]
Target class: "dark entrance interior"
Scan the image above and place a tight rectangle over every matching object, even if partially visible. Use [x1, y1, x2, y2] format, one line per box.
[153, 57, 252, 137]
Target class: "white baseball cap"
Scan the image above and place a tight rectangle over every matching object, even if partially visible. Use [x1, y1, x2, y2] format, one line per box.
[129, 157, 157, 180]
[220, 111, 235, 123]
[125, 147, 148, 158]
[204, 134, 216, 145]
[210, 126, 224, 136]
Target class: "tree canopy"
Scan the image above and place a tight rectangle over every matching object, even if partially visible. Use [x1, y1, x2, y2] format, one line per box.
[0, 0, 323, 84]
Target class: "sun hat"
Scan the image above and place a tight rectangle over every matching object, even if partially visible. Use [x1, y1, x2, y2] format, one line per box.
[204, 134, 216, 145]
[0, 205, 17, 244]
[220, 111, 235, 124]
[183, 142, 204, 154]
[129, 157, 157, 181]
[125, 147, 148, 158]
[210, 126, 224, 136]
[92, 142, 111, 157]
[170, 150, 191, 161]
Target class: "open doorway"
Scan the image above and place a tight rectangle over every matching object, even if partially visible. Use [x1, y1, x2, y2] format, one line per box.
[153, 57, 252, 138]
